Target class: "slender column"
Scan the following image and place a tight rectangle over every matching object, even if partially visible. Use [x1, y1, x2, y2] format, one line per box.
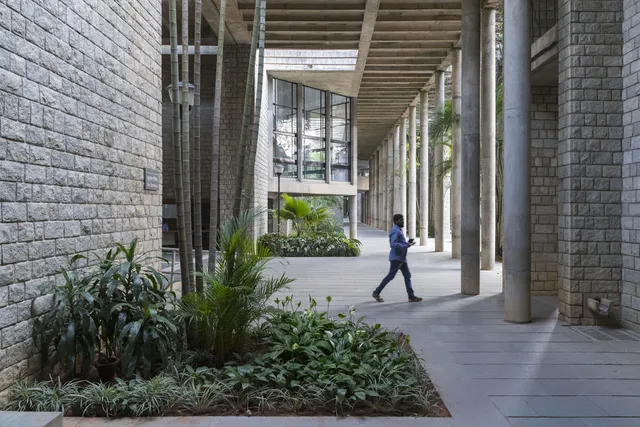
[461, 0, 481, 295]
[400, 119, 407, 221]
[349, 195, 358, 239]
[376, 149, 387, 230]
[386, 135, 394, 230]
[434, 71, 445, 252]
[393, 126, 401, 216]
[504, 0, 531, 323]
[408, 106, 417, 239]
[481, 7, 497, 271]
[371, 153, 376, 227]
[451, 48, 462, 259]
[419, 90, 429, 246]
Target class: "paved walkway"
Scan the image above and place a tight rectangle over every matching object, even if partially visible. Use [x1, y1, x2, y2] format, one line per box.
[64, 224, 640, 427]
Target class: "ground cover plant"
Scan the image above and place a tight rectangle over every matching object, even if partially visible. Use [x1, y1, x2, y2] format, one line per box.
[258, 234, 362, 257]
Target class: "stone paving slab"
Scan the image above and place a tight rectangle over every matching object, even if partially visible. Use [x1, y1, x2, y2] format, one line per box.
[0, 411, 62, 427]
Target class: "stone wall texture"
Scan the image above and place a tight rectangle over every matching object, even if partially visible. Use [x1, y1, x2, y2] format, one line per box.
[557, 0, 624, 325]
[532, 0, 559, 42]
[621, 0, 640, 330]
[0, 0, 162, 394]
[531, 86, 559, 295]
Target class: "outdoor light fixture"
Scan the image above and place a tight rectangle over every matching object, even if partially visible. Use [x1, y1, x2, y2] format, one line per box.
[274, 163, 284, 234]
[166, 82, 195, 107]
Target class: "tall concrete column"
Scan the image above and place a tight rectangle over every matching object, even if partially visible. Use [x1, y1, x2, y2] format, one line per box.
[393, 126, 401, 216]
[386, 135, 394, 230]
[481, 7, 497, 271]
[503, 0, 531, 323]
[400, 119, 407, 221]
[371, 153, 377, 228]
[419, 90, 429, 246]
[408, 106, 417, 239]
[461, 0, 481, 295]
[377, 148, 383, 229]
[434, 71, 445, 252]
[451, 48, 462, 259]
[349, 195, 358, 239]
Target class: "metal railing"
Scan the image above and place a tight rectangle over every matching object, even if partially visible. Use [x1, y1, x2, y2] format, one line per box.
[161, 247, 179, 282]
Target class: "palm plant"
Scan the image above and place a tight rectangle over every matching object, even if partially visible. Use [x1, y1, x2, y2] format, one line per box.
[208, 0, 227, 272]
[428, 99, 457, 180]
[176, 208, 293, 365]
[278, 194, 331, 237]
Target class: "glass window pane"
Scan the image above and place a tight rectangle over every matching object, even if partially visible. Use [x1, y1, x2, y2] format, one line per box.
[276, 80, 295, 108]
[332, 167, 350, 182]
[303, 138, 325, 180]
[275, 106, 296, 134]
[331, 143, 349, 166]
[273, 133, 297, 177]
[304, 87, 325, 138]
[332, 124, 347, 142]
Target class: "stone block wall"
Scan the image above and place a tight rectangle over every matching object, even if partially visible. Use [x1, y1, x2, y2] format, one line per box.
[162, 55, 216, 202]
[557, 0, 623, 324]
[621, 0, 640, 330]
[0, 0, 162, 394]
[531, 86, 559, 295]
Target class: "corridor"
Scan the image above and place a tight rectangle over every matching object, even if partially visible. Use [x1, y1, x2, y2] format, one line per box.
[268, 224, 640, 427]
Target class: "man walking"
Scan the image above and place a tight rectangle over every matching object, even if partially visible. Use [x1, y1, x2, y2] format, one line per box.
[372, 214, 423, 302]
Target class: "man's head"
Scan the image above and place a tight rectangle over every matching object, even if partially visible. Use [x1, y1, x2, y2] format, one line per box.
[393, 214, 404, 228]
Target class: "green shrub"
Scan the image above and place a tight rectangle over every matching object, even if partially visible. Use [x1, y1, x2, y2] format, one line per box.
[176, 208, 293, 365]
[258, 234, 361, 257]
[33, 239, 181, 380]
[11, 299, 442, 417]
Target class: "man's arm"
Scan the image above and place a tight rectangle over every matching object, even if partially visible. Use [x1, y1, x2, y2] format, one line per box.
[390, 229, 408, 249]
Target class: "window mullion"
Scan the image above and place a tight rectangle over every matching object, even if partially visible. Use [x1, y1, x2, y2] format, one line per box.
[296, 83, 303, 182]
[325, 90, 332, 184]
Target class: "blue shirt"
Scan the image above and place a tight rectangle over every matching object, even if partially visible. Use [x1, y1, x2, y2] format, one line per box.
[389, 224, 409, 262]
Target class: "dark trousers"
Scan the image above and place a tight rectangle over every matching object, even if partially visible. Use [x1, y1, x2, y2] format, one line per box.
[374, 260, 415, 298]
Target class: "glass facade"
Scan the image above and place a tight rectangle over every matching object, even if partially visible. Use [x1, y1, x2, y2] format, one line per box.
[273, 78, 352, 182]
[303, 87, 326, 180]
[330, 94, 351, 181]
[273, 79, 298, 178]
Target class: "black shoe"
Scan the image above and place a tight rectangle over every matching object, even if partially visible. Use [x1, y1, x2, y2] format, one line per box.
[408, 296, 423, 302]
[372, 292, 384, 302]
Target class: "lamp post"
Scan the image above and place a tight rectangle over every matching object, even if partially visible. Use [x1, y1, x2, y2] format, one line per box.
[166, 82, 195, 109]
[274, 163, 284, 234]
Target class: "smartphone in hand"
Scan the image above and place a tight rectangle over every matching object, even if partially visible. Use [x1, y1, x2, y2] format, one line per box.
[408, 238, 415, 246]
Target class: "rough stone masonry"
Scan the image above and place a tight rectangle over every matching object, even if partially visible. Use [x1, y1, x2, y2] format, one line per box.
[0, 0, 162, 396]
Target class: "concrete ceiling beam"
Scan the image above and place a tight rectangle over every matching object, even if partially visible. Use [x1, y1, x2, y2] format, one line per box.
[352, 0, 381, 98]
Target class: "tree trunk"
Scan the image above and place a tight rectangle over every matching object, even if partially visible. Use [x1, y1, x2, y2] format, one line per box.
[169, 0, 189, 291]
[181, 0, 194, 293]
[208, 0, 226, 273]
[241, 0, 267, 213]
[232, 0, 261, 217]
[193, 0, 204, 292]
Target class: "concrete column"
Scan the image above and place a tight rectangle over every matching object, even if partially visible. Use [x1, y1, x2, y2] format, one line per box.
[377, 148, 383, 229]
[349, 195, 358, 239]
[400, 119, 407, 221]
[461, 0, 481, 295]
[434, 71, 445, 252]
[419, 90, 429, 246]
[481, 7, 497, 271]
[408, 106, 417, 239]
[451, 48, 462, 259]
[503, 0, 531, 323]
[386, 135, 394, 231]
[371, 153, 376, 227]
[393, 126, 401, 216]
